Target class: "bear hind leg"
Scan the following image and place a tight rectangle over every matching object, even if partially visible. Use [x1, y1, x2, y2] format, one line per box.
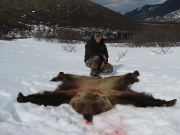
[17, 92, 49, 106]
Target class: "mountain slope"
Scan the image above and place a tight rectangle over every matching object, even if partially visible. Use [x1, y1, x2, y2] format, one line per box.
[0, 0, 138, 31]
[125, 0, 180, 21]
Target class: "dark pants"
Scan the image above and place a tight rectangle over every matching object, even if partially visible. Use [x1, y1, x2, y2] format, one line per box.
[85, 56, 113, 75]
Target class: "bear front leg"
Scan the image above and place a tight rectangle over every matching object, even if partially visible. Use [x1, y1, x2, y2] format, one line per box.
[17, 91, 76, 106]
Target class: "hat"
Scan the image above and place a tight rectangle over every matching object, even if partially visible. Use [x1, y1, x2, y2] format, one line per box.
[93, 32, 103, 36]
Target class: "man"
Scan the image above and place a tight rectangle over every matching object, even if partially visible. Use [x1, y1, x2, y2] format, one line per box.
[84, 32, 113, 77]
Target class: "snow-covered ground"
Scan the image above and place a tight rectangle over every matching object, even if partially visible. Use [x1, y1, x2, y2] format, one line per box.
[0, 38, 180, 135]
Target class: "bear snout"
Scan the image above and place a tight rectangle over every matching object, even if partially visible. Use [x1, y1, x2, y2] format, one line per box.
[83, 113, 93, 122]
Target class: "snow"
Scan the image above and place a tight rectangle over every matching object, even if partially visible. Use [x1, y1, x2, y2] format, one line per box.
[0, 38, 180, 135]
[165, 9, 180, 18]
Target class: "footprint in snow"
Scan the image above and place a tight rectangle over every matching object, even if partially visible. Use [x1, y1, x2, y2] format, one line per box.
[130, 64, 140, 67]
[32, 81, 53, 87]
[151, 66, 160, 69]
[21, 81, 32, 86]
[29, 87, 38, 93]
[171, 66, 180, 69]
[0, 90, 11, 97]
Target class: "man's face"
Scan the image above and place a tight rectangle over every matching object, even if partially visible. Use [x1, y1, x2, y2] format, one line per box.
[94, 33, 102, 43]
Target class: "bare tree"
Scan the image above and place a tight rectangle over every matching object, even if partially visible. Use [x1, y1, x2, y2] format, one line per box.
[115, 49, 128, 61]
[150, 44, 174, 54]
[131, 24, 180, 54]
[62, 44, 77, 53]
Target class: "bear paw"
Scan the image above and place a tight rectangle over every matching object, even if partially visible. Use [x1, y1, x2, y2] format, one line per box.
[161, 99, 177, 107]
[17, 92, 26, 103]
[166, 99, 177, 107]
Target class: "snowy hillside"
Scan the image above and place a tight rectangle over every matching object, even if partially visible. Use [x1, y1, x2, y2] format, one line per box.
[125, 0, 180, 22]
[164, 9, 180, 22]
[0, 39, 180, 135]
[164, 10, 180, 22]
[0, 0, 138, 35]
[165, 9, 180, 18]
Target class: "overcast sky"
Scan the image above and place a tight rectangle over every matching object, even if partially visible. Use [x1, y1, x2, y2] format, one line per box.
[91, 0, 167, 13]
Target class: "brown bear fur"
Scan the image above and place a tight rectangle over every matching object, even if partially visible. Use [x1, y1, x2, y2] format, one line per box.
[17, 71, 177, 122]
[50, 70, 140, 93]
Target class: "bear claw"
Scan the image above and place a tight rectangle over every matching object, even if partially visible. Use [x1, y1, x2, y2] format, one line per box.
[165, 99, 177, 107]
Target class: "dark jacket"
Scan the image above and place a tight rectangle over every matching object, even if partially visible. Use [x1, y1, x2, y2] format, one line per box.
[84, 37, 109, 62]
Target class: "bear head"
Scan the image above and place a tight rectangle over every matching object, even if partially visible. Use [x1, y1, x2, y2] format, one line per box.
[70, 92, 113, 122]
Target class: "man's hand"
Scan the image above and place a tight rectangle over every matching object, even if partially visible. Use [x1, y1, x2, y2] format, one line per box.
[103, 55, 107, 62]
[100, 61, 105, 69]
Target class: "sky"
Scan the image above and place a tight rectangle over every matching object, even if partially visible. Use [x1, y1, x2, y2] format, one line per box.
[0, 38, 180, 135]
[91, 0, 167, 12]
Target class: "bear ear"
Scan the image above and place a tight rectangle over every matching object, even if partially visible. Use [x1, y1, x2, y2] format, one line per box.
[50, 72, 64, 82]
[50, 77, 56, 81]
[58, 72, 64, 76]
[133, 71, 139, 76]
